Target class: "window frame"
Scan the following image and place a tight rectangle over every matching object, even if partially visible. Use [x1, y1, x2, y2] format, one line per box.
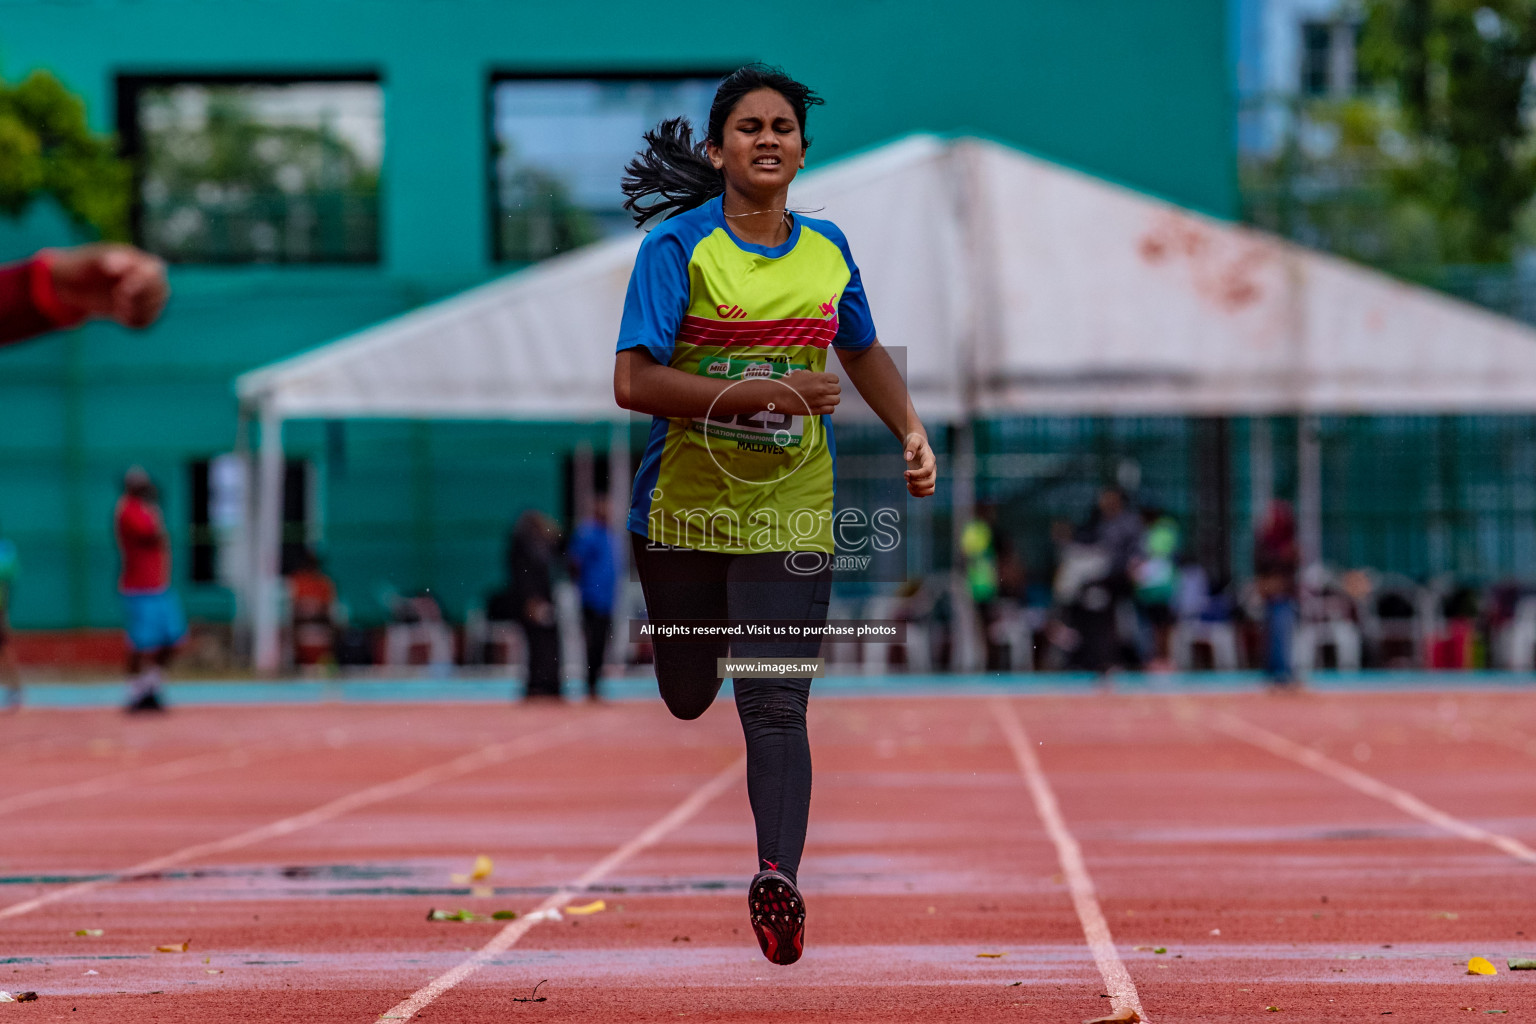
[1299, 21, 1334, 98]
[115, 70, 385, 265]
[484, 69, 733, 264]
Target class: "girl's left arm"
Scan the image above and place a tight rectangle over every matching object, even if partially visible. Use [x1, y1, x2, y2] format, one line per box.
[836, 340, 937, 498]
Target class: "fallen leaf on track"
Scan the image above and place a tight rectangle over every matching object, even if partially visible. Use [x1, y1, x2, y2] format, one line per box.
[1468, 957, 1498, 975]
[565, 899, 606, 916]
[154, 940, 190, 953]
[451, 854, 494, 884]
[73, 929, 103, 937]
[1266, 1007, 1281, 1012]
[491, 910, 518, 921]
[427, 908, 478, 922]
[976, 952, 1006, 959]
[205, 969, 222, 975]
[1083, 1009, 1139, 1024]
[1508, 958, 1536, 970]
[14, 993, 36, 1003]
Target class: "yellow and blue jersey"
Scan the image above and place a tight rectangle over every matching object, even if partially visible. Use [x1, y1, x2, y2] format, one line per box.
[617, 195, 877, 554]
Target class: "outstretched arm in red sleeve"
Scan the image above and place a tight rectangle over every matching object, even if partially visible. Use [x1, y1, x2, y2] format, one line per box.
[0, 244, 169, 347]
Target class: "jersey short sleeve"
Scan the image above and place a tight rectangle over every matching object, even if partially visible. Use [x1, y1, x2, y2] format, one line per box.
[823, 225, 877, 352]
[616, 229, 690, 363]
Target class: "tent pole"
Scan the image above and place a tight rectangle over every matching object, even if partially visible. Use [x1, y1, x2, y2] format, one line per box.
[950, 419, 980, 673]
[947, 138, 987, 675]
[573, 440, 594, 528]
[233, 406, 254, 662]
[609, 419, 632, 661]
[1297, 414, 1322, 571]
[253, 407, 286, 674]
[1249, 414, 1273, 531]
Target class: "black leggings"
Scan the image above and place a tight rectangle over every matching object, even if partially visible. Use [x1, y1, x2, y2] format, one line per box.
[631, 534, 832, 883]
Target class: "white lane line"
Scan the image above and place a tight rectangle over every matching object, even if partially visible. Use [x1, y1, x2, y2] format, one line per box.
[1208, 710, 1536, 865]
[0, 746, 263, 816]
[991, 698, 1148, 1023]
[0, 723, 595, 921]
[377, 756, 745, 1023]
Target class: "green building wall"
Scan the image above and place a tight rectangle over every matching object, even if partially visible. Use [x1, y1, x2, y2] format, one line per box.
[0, 0, 1236, 629]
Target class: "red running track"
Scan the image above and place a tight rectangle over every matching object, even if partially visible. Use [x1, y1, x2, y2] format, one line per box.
[1, 689, 1534, 1022]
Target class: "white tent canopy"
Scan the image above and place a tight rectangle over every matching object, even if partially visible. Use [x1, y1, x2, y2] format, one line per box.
[238, 134, 1536, 421]
[235, 134, 1536, 670]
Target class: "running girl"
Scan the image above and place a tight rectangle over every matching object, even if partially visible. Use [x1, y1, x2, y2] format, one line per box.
[614, 65, 936, 965]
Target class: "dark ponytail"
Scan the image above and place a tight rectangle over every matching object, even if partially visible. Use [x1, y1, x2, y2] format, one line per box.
[621, 63, 823, 228]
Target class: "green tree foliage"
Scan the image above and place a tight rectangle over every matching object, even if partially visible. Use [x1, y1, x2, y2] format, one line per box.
[0, 71, 130, 240]
[142, 89, 379, 203]
[139, 85, 381, 262]
[494, 161, 601, 262]
[1360, 0, 1536, 261]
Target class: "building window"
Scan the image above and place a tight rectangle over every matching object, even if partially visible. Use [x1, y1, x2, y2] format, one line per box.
[121, 76, 383, 263]
[490, 74, 720, 262]
[1299, 20, 1358, 98]
[188, 455, 311, 585]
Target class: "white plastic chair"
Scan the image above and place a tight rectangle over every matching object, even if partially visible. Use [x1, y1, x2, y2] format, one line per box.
[858, 594, 935, 674]
[1359, 574, 1434, 667]
[1171, 619, 1240, 671]
[383, 621, 455, 668]
[1293, 620, 1362, 672]
[990, 603, 1038, 672]
[1497, 596, 1536, 671]
[464, 606, 525, 667]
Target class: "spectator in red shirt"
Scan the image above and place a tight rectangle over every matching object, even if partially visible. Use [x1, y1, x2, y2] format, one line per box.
[116, 467, 185, 712]
[0, 244, 168, 346]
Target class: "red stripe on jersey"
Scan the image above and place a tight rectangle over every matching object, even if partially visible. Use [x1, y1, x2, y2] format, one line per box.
[676, 315, 838, 349]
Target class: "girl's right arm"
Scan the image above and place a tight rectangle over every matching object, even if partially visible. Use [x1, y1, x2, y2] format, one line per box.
[614, 348, 841, 419]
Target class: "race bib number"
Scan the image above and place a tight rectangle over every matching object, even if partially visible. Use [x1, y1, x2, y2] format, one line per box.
[692, 358, 809, 448]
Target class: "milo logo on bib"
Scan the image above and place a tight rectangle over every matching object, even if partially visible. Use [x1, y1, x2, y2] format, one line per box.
[693, 357, 811, 449]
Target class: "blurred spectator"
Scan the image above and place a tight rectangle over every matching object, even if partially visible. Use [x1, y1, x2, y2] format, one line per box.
[288, 548, 339, 667]
[1, 244, 169, 346]
[1254, 499, 1300, 688]
[1054, 488, 1143, 679]
[1135, 505, 1179, 671]
[1173, 556, 1211, 623]
[116, 467, 185, 712]
[1431, 584, 1481, 669]
[567, 493, 618, 701]
[961, 505, 1003, 670]
[509, 511, 562, 699]
[0, 524, 17, 710]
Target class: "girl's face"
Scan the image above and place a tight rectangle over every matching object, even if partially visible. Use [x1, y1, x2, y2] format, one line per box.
[707, 88, 805, 195]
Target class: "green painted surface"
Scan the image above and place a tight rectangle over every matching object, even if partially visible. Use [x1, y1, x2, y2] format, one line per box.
[0, 0, 1235, 628]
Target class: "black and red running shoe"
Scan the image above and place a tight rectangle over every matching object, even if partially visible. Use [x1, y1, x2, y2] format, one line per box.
[748, 869, 805, 965]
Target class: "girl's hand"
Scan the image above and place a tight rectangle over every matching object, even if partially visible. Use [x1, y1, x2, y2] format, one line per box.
[903, 432, 936, 497]
[48, 244, 169, 329]
[781, 370, 841, 416]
